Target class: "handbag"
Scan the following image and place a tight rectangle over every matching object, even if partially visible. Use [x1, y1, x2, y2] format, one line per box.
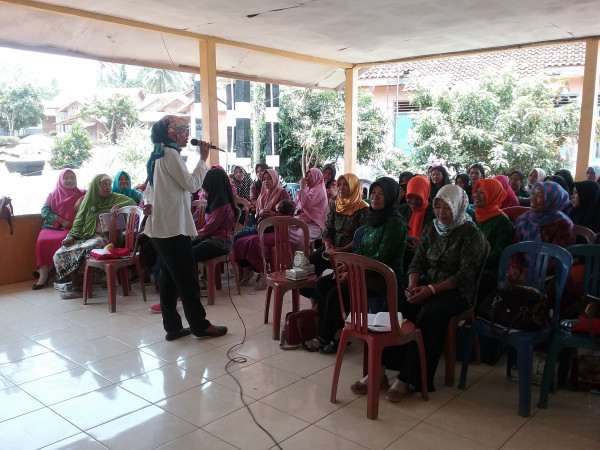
[279, 309, 318, 350]
[476, 281, 548, 333]
[571, 294, 600, 341]
[0, 196, 14, 234]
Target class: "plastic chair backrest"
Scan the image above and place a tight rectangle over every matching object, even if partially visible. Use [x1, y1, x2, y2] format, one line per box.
[352, 225, 366, 253]
[285, 183, 301, 201]
[567, 244, 600, 297]
[329, 252, 400, 336]
[472, 241, 490, 306]
[258, 216, 310, 273]
[573, 224, 596, 245]
[501, 206, 530, 224]
[234, 196, 250, 226]
[497, 241, 573, 327]
[191, 199, 206, 230]
[110, 206, 143, 252]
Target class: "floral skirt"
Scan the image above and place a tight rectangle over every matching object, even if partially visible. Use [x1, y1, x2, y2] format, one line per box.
[53, 233, 109, 279]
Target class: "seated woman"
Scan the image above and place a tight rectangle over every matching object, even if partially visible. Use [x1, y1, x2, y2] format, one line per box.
[568, 180, 600, 234]
[555, 169, 574, 196]
[429, 165, 450, 202]
[493, 175, 519, 209]
[351, 184, 486, 400]
[454, 173, 469, 191]
[322, 163, 338, 203]
[464, 163, 485, 204]
[305, 177, 407, 353]
[291, 167, 329, 252]
[230, 165, 252, 202]
[508, 170, 529, 198]
[397, 171, 414, 205]
[399, 174, 434, 273]
[509, 180, 574, 284]
[33, 169, 86, 290]
[585, 165, 600, 182]
[112, 170, 143, 204]
[234, 168, 291, 287]
[53, 174, 136, 299]
[472, 178, 515, 298]
[527, 167, 546, 191]
[302, 173, 369, 307]
[248, 163, 269, 225]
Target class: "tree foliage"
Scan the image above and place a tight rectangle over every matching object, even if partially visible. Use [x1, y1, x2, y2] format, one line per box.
[408, 69, 580, 175]
[0, 81, 46, 135]
[80, 94, 139, 143]
[49, 121, 93, 169]
[140, 68, 192, 94]
[278, 86, 388, 180]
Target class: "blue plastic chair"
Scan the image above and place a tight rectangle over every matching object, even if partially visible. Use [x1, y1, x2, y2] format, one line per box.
[537, 244, 600, 409]
[457, 241, 573, 417]
[285, 183, 300, 201]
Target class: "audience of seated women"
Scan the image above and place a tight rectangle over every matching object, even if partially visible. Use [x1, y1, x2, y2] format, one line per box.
[305, 177, 407, 354]
[53, 174, 136, 298]
[568, 180, 600, 234]
[508, 170, 529, 198]
[33, 169, 86, 290]
[493, 175, 519, 209]
[429, 165, 450, 202]
[352, 184, 486, 401]
[322, 163, 338, 203]
[472, 178, 515, 298]
[111, 170, 143, 204]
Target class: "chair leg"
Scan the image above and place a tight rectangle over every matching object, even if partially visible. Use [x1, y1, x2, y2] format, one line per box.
[120, 267, 130, 296]
[263, 285, 273, 324]
[458, 324, 477, 389]
[106, 265, 117, 313]
[215, 263, 222, 290]
[516, 343, 534, 417]
[82, 263, 91, 305]
[367, 345, 383, 420]
[414, 331, 429, 401]
[230, 260, 241, 295]
[330, 332, 349, 404]
[538, 337, 561, 409]
[134, 261, 147, 302]
[272, 287, 283, 340]
[444, 322, 457, 387]
[292, 289, 300, 312]
[206, 261, 216, 306]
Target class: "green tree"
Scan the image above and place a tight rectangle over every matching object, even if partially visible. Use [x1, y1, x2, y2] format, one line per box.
[408, 69, 580, 175]
[140, 68, 192, 94]
[97, 62, 143, 88]
[278, 87, 388, 180]
[0, 81, 46, 135]
[80, 94, 139, 144]
[49, 121, 93, 169]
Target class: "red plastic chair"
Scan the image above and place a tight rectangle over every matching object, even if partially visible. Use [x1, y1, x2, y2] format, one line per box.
[443, 241, 489, 386]
[502, 206, 530, 225]
[573, 224, 596, 245]
[258, 216, 316, 340]
[329, 252, 429, 420]
[82, 206, 147, 313]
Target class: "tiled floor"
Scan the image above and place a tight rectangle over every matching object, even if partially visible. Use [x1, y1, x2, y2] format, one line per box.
[1, 277, 599, 449]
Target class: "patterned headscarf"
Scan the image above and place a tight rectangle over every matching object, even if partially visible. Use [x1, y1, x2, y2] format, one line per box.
[112, 170, 143, 204]
[257, 169, 285, 212]
[146, 115, 188, 186]
[232, 166, 252, 201]
[473, 179, 507, 223]
[45, 169, 84, 223]
[433, 184, 471, 236]
[493, 175, 519, 209]
[335, 173, 368, 216]
[406, 174, 430, 238]
[516, 181, 571, 242]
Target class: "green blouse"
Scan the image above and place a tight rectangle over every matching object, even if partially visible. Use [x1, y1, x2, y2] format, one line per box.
[475, 213, 515, 274]
[322, 204, 369, 248]
[516, 187, 530, 198]
[356, 215, 407, 292]
[408, 220, 486, 305]
[41, 204, 63, 230]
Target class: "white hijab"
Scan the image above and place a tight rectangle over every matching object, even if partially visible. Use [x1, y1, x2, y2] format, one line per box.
[433, 184, 471, 236]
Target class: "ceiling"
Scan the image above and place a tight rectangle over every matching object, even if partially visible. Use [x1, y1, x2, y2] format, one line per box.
[1, 0, 599, 90]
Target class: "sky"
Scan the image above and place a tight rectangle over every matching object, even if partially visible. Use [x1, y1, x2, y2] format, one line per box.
[0, 46, 100, 89]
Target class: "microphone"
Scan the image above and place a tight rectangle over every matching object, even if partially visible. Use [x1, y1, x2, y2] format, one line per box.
[190, 138, 226, 152]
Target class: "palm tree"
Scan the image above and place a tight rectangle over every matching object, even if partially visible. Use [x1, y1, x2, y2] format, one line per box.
[140, 68, 192, 94]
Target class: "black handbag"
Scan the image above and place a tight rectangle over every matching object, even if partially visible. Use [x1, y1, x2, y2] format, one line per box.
[0, 196, 14, 235]
[476, 281, 549, 333]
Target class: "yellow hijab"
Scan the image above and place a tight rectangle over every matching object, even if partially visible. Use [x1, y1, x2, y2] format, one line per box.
[335, 173, 369, 216]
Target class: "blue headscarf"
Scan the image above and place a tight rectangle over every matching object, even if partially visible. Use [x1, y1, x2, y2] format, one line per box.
[146, 115, 185, 186]
[112, 170, 143, 204]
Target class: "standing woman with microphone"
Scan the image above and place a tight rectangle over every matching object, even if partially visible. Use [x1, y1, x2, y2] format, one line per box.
[143, 115, 227, 341]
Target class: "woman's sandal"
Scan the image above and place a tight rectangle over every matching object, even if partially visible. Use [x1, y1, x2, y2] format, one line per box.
[302, 338, 323, 352]
[386, 388, 407, 403]
[350, 375, 390, 395]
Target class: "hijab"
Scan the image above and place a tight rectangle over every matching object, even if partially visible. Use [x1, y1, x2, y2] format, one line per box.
[569, 180, 600, 233]
[69, 174, 135, 240]
[147, 115, 187, 186]
[257, 169, 285, 212]
[555, 169, 574, 196]
[335, 173, 368, 216]
[232, 166, 252, 200]
[399, 171, 414, 184]
[406, 174, 430, 238]
[528, 168, 546, 189]
[45, 169, 84, 223]
[455, 173, 470, 190]
[203, 168, 236, 214]
[254, 163, 269, 194]
[516, 181, 571, 242]
[297, 167, 328, 229]
[586, 165, 600, 181]
[433, 184, 471, 236]
[111, 171, 143, 204]
[322, 163, 337, 189]
[367, 177, 401, 227]
[473, 178, 507, 223]
[493, 175, 519, 208]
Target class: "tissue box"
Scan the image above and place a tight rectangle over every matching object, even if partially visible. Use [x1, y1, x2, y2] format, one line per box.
[285, 268, 308, 280]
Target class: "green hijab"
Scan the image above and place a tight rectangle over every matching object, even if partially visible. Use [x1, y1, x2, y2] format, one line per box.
[68, 174, 136, 240]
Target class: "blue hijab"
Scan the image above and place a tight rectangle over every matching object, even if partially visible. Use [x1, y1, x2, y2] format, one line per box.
[112, 170, 143, 204]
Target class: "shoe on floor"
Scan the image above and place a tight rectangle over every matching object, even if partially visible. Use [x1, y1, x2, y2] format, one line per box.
[149, 303, 161, 313]
[194, 325, 228, 338]
[60, 290, 82, 299]
[386, 388, 407, 403]
[165, 328, 192, 341]
[54, 281, 72, 292]
[350, 375, 390, 395]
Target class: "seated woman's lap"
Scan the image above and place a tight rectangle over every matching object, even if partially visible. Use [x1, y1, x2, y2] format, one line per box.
[36, 228, 69, 267]
[193, 240, 229, 262]
[233, 233, 275, 273]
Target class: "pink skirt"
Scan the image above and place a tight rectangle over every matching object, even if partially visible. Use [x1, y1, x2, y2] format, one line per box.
[36, 228, 69, 267]
[234, 233, 275, 273]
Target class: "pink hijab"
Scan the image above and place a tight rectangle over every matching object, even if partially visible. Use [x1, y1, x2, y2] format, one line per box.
[257, 169, 285, 212]
[297, 168, 328, 229]
[45, 169, 84, 223]
[493, 175, 520, 208]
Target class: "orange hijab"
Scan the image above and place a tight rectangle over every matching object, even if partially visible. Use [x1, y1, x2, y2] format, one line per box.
[473, 178, 507, 223]
[406, 174, 430, 238]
